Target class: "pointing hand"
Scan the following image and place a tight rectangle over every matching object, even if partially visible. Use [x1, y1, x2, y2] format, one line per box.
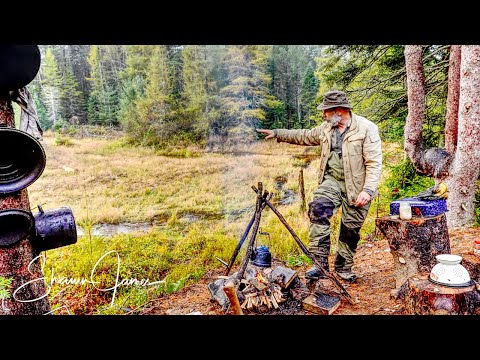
[256, 128, 275, 140]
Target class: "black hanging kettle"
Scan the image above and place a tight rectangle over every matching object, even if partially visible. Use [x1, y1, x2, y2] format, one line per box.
[251, 245, 272, 267]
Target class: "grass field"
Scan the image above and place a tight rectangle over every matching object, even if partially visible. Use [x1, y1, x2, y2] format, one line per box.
[27, 130, 401, 314]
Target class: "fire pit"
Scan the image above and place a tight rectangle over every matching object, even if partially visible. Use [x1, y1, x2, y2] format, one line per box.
[208, 182, 353, 315]
[208, 261, 310, 314]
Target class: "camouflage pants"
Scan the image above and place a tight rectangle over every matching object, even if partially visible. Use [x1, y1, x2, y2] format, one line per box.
[307, 176, 371, 269]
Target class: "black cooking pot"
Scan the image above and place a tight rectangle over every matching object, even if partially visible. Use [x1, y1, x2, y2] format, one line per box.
[0, 209, 34, 247]
[0, 127, 46, 194]
[31, 206, 77, 252]
[0, 45, 41, 92]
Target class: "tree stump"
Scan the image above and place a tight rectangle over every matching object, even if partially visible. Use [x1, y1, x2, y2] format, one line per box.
[376, 214, 451, 292]
[401, 274, 480, 314]
[461, 252, 480, 283]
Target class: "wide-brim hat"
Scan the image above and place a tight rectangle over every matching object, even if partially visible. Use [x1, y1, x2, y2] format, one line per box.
[317, 90, 353, 110]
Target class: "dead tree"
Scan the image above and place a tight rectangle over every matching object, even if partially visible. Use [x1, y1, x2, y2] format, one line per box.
[404, 45, 480, 228]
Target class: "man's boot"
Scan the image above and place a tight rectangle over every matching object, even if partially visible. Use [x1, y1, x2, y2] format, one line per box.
[305, 256, 329, 280]
[334, 253, 357, 283]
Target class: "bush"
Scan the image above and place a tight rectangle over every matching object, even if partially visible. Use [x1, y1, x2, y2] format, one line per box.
[384, 157, 434, 200]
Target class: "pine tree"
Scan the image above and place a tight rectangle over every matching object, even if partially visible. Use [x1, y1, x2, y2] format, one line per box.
[181, 45, 210, 140]
[217, 45, 272, 145]
[86, 45, 118, 125]
[126, 45, 173, 146]
[41, 48, 62, 127]
[60, 66, 85, 123]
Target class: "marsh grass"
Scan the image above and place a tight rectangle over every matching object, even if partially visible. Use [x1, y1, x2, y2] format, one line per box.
[30, 132, 403, 314]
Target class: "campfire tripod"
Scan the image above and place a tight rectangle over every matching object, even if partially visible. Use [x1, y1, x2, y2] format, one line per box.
[224, 182, 356, 306]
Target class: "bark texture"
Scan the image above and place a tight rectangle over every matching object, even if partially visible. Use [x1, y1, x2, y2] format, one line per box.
[376, 214, 451, 290]
[404, 45, 480, 228]
[0, 97, 50, 315]
[444, 45, 461, 153]
[446, 45, 480, 227]
[402, 274, 480, 315]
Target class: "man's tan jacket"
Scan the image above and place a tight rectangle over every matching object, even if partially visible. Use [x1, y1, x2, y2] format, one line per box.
[274, 112, 382, 206]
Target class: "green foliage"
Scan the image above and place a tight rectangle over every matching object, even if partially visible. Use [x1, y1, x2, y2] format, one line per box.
[285, 254, 310, 267]
[384, 157, 435, 200]
[54, 133, 74, 146]
[86, 46, 119, 126]
[0, 276, 13, 300]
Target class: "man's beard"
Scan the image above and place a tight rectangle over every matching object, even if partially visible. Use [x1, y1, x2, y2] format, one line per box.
[328, 114, 342, 127]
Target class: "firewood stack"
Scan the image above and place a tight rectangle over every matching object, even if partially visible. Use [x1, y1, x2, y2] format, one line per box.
[239, 265, 295, 312]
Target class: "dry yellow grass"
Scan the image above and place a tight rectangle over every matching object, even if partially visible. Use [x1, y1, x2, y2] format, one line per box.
[28, 133, 318, 226]
[27, 131, 403, 313]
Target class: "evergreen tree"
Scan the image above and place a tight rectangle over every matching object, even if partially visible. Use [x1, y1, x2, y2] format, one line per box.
[125, 45, 174, 146]
[41, 48, 62, 127]
[86, 45, 118, 125]
[60, 66, 86, 123]
[181, 45, 210, 140]
[216, 45, 272, 145]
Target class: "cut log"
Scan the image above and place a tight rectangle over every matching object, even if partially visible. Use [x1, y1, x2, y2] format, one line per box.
[460, 252, 480, 284]
[376, 213, 451, 290]
[270, 294, 279, 309]
[223, 279, 244, 315]
[402, 274, 480, 315]
[302, 292, 341, 315]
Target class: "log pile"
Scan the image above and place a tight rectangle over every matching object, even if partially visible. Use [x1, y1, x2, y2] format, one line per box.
[209, 264, 301, 314]
[240, 265, 293, 312]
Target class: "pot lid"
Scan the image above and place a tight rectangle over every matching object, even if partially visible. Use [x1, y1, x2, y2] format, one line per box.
[0, 45, 41, 92]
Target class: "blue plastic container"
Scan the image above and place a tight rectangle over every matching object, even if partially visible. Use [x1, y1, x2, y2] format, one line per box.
[390, 198, 447, 218]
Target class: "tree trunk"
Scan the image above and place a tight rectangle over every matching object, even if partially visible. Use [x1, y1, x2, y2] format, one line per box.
[461, 253, 480, 284]
[376, 213, 451, 290]
[401, 274, 480, 315]
[404, 45, 480, 228]
[0, 97, 51, 315]
[445, 45, 480, 227]
[444, 45, 461, 154]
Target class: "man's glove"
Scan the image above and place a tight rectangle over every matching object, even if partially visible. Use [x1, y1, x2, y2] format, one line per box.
[415, 182, 448, 200]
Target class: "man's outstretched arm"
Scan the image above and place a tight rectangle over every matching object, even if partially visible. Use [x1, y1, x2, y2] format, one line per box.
[256, 127, 323, 146]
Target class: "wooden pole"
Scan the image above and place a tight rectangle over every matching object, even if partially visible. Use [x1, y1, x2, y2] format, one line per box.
[298, 168, 306, 213]
[224, 192, 272, 276]
[235, 182, 264, 282]
[252, 186, 357, 305]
